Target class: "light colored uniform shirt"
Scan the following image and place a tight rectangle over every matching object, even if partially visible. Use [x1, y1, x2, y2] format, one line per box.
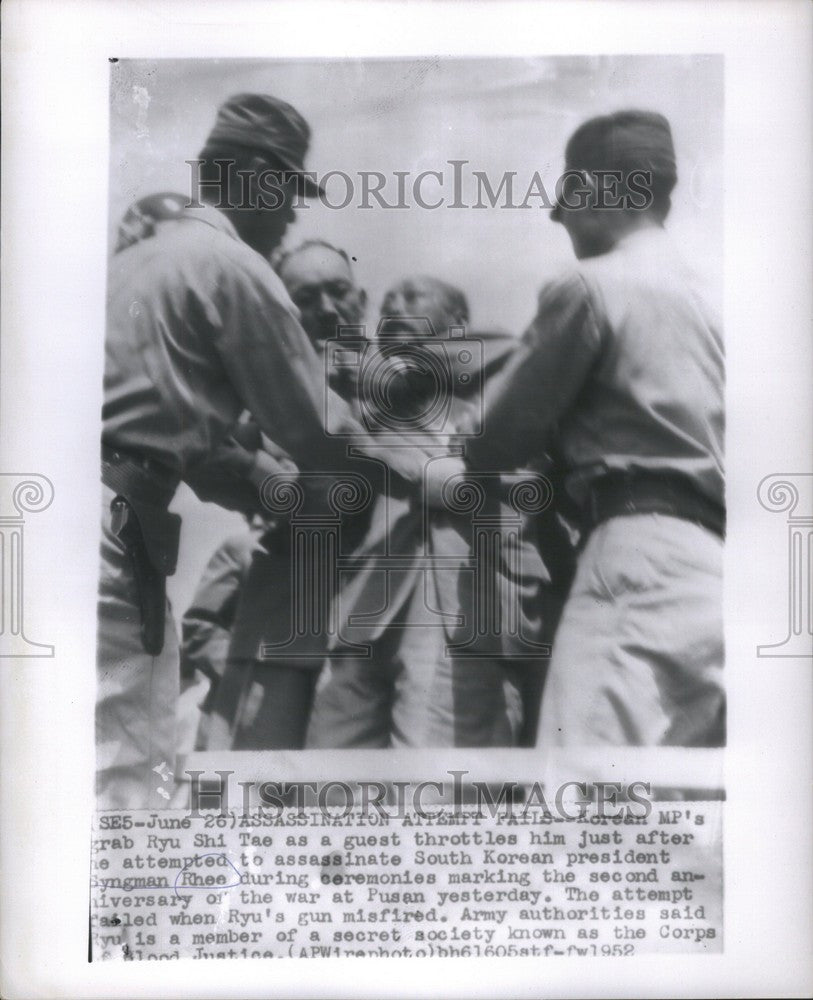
[103, 205, 367, 484]
[467, 226, 724, 508]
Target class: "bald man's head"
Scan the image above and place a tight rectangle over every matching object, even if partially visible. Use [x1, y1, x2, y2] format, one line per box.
[379, 275, 469, 340]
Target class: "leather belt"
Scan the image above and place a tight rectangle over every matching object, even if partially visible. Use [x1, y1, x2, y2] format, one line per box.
[585, 471, 725, 540]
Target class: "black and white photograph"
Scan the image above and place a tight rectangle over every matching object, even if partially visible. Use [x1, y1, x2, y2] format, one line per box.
[99, 54, 724, 805]
[86, 49, 731, 961]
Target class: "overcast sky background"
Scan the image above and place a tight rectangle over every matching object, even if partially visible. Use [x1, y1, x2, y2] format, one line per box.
[107, 54, 723, 615]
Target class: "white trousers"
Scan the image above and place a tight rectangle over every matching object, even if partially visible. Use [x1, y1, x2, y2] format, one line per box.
[539, 513, 724, 747]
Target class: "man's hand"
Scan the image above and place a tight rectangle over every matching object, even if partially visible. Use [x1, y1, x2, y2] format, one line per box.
[247, 447, 298, 489]
[424, 455, 466, 509]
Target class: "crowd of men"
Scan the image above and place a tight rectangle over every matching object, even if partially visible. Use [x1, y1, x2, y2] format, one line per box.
[98, 93, 725, 809]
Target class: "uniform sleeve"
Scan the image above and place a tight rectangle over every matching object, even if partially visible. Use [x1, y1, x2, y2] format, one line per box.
[211, 256, 363, 472]
[180, 535, 255, 681]
[211, 253, 433, 489]
[184, 438, 297, 516]
[466, 270, 603, 470]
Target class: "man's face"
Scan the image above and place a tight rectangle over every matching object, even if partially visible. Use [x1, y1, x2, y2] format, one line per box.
[233, 164, 299, 259]
[379, 277, 461, 341]
[278, 244, 366, 350]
